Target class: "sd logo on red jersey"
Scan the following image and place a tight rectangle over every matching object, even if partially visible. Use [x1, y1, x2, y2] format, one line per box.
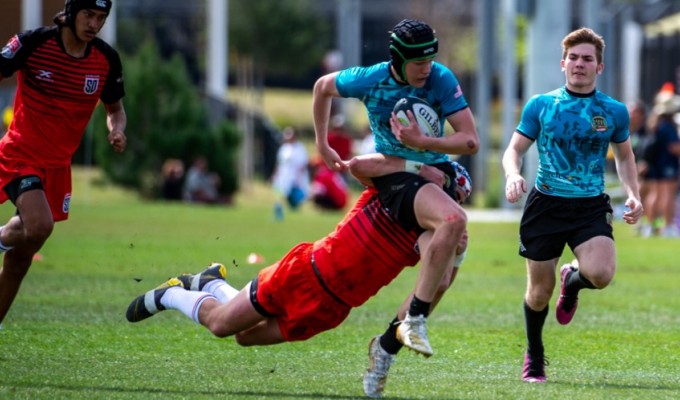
[84, 75, 100, 95]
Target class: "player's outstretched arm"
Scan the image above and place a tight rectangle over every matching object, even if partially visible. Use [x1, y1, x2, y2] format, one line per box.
[348, 154, 445, 187]
[312, 72, 346, 172]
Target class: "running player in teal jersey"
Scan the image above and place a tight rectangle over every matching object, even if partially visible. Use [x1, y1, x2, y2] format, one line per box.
[502, 27, 643, 383]
[313, 19, 479, 362]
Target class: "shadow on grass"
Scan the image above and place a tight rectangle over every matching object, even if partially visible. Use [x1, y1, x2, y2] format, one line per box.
[5, 383, 463, 400]
[552, 380, 680, 392]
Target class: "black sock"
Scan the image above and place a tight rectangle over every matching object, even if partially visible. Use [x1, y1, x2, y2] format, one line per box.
[408, 295, 431, 318]
[565, 270, 595, 296]
[524, 300, 548, 357]
[379, 316, 404, 355]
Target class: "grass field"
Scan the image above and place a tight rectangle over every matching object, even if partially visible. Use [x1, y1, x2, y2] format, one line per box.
[0, 168, 678, 399]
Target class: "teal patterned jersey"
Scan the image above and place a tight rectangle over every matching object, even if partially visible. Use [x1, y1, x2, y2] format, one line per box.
[516, 87, 629, 198]
[335, 61, 468, 164]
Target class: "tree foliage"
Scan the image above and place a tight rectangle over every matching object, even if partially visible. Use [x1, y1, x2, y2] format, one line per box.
[90, 41, 240, 198]
[229, 0, 331, 79]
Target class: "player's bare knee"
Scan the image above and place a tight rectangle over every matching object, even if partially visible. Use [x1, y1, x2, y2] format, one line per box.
[585, 267, 615, 289]
[444, 209, 467, 226]
[347, 157, 360, 173]
[200, 307, 230, 338]
[23, 220, 54, 244]
[526, 295, 549, 311]
[439, 213, 466, 241]
[207, 320, 231, 338]
[527, 286, 552, 307]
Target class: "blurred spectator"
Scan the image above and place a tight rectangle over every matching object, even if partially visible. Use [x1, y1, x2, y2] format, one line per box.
[641, 87, 680, 237]
[355, 125, 375, 156]
[655, 81, 676, 106]
[272, 127, 309, 214]
[628, 100, 649, 167]
[310, 157, 349, 211]
[627, 100, 650, 235]
[327, 114, 353, 161]
[183, 156, 222, 204]
[161, 158, 185, 201]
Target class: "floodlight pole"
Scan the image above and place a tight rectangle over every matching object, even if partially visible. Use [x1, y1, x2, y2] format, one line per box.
[521, 0, 571, 199]
[100, 1, 117, 45]
[335, 0, 361, 118]
[500, 0, 517, 209]
[22, 0, 41, 30]
[206, 0, 228, 100]
[475, 0, 494, 200]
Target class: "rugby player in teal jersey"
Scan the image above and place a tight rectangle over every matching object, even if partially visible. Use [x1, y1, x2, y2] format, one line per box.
[502, 27, 643, 383]
[313, 18, 479, 397]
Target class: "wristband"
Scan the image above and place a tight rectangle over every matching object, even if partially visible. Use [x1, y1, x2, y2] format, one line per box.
[405, 160, 423, 174]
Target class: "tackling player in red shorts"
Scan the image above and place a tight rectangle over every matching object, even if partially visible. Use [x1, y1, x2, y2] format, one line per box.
[0, 0, 127, 326]
[125, 157, 470, 348]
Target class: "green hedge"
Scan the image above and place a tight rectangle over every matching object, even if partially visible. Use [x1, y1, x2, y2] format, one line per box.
[89, 41, 240, 199]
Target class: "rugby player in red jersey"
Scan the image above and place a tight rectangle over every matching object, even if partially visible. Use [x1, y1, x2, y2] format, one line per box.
[0, 0, 126, 326]
[125, 159, 470, 347]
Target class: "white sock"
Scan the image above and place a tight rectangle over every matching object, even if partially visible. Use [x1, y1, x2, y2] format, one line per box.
[160, 287, 216, 323]
[203, 280, 240, 304]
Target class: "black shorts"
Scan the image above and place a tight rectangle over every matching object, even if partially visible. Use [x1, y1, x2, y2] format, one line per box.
[518, 188, 614, 261]
[372, 162, 458, 233]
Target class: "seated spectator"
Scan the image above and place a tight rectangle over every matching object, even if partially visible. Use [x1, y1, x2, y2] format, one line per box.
[183, 156, 222, 204]
[160, 159, 185, 201]
[641, 91, 680, 237]
[272, 127, 309, 211]
[310, 157, 349, 211]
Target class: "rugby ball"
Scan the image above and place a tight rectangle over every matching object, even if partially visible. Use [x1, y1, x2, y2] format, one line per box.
[393, 97, 441, 138]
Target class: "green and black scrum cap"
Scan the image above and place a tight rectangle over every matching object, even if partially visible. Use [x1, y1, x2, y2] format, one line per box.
[389, 19, 438, 81]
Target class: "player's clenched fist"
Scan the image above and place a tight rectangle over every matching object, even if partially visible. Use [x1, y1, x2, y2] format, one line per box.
[505, 173, 527, 203]
[109, 130, 127, 153]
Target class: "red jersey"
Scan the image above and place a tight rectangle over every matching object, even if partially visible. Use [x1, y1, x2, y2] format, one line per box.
[312, 188, 420, 307]
[0, 26, 124, 168]
[327, 130, 353, 160]
[311, 164, 348, 209]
